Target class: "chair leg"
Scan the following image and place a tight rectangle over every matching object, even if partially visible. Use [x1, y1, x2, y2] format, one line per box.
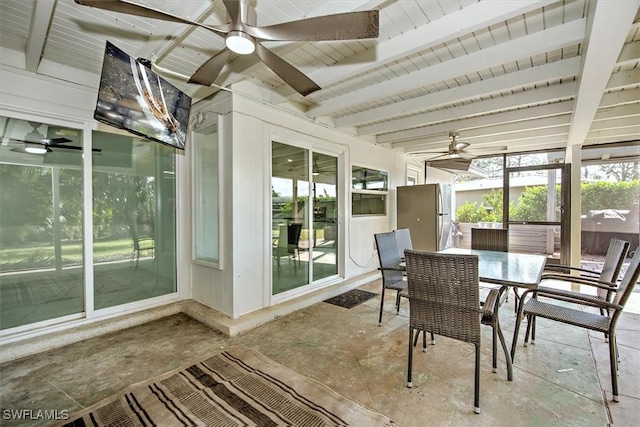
[378, 287, 386, 326]
[609, 332, 619, 402]
[531, 315, 536, 344]
[407, 327, 414, 388]
[492, 320, 498, 373]
[474, 344, 480, 414]
[524, 314, 535, 347]
[395, 291, 402, 314]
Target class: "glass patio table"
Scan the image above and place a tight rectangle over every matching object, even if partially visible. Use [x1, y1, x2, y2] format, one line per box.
[439, 248, 547, 289]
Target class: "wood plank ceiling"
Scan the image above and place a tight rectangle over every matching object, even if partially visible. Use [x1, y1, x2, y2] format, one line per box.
[1, 0, 638, 162]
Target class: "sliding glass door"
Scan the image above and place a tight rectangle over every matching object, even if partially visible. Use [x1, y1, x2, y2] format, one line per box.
[271, 142, 339, 296]
[312, 152, 338, 282]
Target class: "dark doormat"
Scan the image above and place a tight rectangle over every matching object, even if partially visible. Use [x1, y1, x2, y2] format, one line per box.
[324, 289, 378, 309]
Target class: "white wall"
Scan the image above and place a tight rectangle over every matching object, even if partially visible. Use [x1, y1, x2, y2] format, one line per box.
[187, 84, 425, 319]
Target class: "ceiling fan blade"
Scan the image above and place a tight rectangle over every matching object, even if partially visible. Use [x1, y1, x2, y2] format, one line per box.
[49, 144, 103, 153]
[222, 0, 240, 27]
[428, 158, 472, 171]
[74, 0, 230, 34]
[465, 146, 509, 152]
[45, 138, 73, 146]
[248, 10, 379, 41]
[454, 142, 470, 151]
[254, 43, 321, 96]
[426, 153, 450, 160]
[189, 49, 231, 86]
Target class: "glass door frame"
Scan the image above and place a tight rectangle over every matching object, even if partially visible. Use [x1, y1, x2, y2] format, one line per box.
[503, 163, 571, 264]
[270, 140, 343, 302]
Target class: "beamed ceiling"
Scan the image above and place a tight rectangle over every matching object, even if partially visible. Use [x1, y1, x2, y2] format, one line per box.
[1, 0, 638, 162]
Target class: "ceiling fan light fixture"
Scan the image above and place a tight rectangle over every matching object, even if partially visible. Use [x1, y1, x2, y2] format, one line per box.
[225, 31, 255, 55]
[25, 144, 47, 154]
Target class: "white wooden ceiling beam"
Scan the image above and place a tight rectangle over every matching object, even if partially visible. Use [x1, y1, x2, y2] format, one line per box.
[25, 0, 56, 72]
[615, 40, 640, 67]
[606, 68, 640, 91]
[587, 116, 640, 132]
[566, 0, 640, 147]
[343, 56, 580, 131]
[386, 100, 576, 148]
[593, 103, 640, 122]
[272, 0, 558, 102]
[364, 81, 577, 137]
[398, 116, 571, 152]
[137, 2, 219, 61]
[307, 19, 586, 118]
[412, 137, 569, 160]
[598, 87, 640, 109]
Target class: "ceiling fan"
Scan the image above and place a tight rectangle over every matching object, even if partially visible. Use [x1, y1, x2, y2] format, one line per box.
[75, 0, 380, 97]
[9, 137, 102, 154]
[423, 131, 507, 171]
[424, 132, 508, 160]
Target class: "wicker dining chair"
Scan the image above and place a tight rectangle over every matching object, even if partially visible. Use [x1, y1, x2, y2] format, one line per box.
[471, 227, 516, 310]
[534, 238, 630, 342]
[404, 250, 512, 414]
[374, 232, 408, 325]
[511, 248, 640, 402]
[394, 228, 413, 261]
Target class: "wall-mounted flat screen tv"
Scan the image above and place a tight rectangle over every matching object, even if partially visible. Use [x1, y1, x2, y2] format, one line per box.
[94, 41, 191, 150]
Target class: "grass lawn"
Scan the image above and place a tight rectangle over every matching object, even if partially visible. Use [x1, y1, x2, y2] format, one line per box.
[0, 238, 134, 271]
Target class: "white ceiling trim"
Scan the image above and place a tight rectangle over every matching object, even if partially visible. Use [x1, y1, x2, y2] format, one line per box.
[387, 101, 576, 148]
[606, 68, 640, 90]
[396, 116, 572, 154]
[366, 81, 577, 138]
[272, 0, 558, 102]
[307, 18, 586, 118]
[566, 0, 640, 147]
[25, 0, 56, 72]
[347, 57, 581, 132]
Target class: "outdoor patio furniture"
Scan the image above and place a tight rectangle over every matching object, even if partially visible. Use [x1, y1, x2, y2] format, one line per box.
[273, 223, 303, 276]
[374, 232, 408, 325]
[471, 227, 517, 309]
[394, 228, 413, 262]
[404, 250, 512, 414]
[511, 248, 640, 402]
[539, 238, 630, 341]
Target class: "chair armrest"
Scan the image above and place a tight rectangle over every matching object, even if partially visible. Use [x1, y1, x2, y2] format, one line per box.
[541, 274, 617, 291]
[544, 264, 598, 277]
[480, 288, 500, 315]
[520, 287, 623, 311]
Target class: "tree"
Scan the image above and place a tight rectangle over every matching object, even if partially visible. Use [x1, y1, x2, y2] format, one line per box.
[599, 162, 639, 181]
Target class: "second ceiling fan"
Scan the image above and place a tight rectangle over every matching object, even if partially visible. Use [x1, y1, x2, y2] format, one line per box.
[75, 0, 380, 97]
[424, 131, 507, 171]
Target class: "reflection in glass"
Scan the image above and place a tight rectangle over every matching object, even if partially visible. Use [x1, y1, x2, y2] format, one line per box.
[0, 117, 84, 329]
[93, 131, 176, 309]
[312, 152, 338, 282]
[272, 142, 309, 294]
[193, 125, 219, 264]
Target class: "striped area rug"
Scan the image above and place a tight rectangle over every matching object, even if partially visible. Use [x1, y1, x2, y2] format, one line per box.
[61, 345, 394, 426]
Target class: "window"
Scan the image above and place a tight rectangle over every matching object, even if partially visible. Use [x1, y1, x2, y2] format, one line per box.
[193, 124, 220, 266]
[351, 166, 388, 216]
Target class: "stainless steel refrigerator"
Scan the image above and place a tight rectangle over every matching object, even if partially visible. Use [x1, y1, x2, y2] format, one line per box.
[397, 183, 452, 252]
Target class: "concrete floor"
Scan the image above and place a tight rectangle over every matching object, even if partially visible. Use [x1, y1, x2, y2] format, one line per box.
[1, 279, 639, 426]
